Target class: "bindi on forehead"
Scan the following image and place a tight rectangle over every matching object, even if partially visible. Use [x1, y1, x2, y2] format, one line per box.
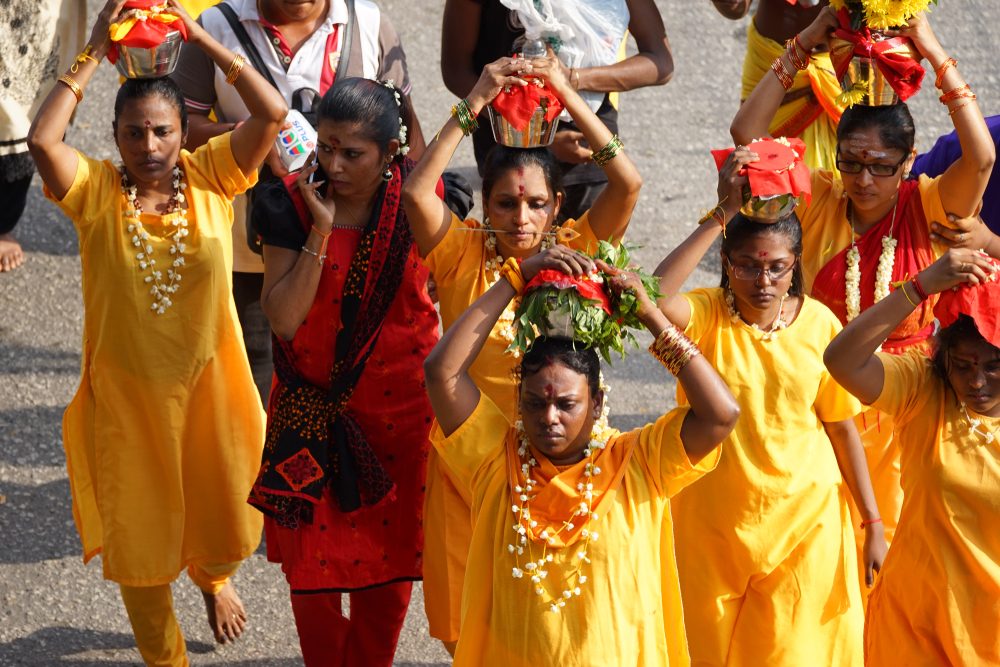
[144, 120, 151, 127]
[327, 135, 341, 146]
[758, 251, 768, 257]
[544, 384, 554, 399]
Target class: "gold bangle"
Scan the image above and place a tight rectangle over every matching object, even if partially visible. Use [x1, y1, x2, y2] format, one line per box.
[649, 325, 701, 377]
[592, 135, 624, 167]
[499, 257, 526, 295]
[225, 55, 246, 86]
[771, 56, 794, 91]
[900, 282, 920, 308]
[58, 75, 83, 103]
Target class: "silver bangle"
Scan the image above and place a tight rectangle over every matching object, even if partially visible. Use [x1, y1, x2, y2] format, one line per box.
[301, 246, 326, 265]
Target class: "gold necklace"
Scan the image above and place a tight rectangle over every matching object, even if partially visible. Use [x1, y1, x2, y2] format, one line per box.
[336, 196, 362, 225]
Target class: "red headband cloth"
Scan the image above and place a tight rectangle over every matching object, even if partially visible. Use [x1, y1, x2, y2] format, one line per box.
[491, 82, 565, 133]
[829, 8, 924, 103]
[107, 0, 188, 65]
[711, 137, 812, 205]
[524, 270, 613, 316]
[933, 257, 1000, 348]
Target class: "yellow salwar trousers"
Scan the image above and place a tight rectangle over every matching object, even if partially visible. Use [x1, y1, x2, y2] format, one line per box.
[119, 561, 241, 667]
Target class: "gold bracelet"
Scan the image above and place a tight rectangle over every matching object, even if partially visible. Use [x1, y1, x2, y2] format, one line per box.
[499, 257, 526, 295]
[58, 75, 83, 103]
[225, 55, 246, 86]
[900, 281, 920, 308]
[592, 135, 624, 167]
[649, 325, 701, 377]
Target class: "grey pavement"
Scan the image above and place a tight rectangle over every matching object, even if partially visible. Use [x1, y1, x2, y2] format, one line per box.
[2, 0, 999, 664]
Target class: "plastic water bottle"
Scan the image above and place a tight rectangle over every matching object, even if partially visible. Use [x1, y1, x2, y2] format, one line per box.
[521, 38, 547, 60]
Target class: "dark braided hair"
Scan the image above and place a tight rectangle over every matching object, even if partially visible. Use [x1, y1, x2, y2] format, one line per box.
[316, 77, 412, 163]
[720, 211, 805, 297]
[114, 76, 188, 132]
[518, 337, 601, 399]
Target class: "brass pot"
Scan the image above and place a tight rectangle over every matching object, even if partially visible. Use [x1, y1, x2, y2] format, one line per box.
[114, 29, 184, 79]
[740, 190, 803, 224]
[830, 34, 920, 107]
[488, 104, 560, 149]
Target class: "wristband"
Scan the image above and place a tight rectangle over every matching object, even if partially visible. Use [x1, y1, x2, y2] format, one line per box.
[649, 325, 701, 377]
[592, 135, 624, 167]
[901, 282, 920, 308]
[860, 517, 883, 529]
[911, 275, 929, 302]
[225, 55, 246, 86]
[499, 256, 526, 295]
[934, 58, 957, 89]
[58, 75, 83, 103]
[771, 56, 794, 91]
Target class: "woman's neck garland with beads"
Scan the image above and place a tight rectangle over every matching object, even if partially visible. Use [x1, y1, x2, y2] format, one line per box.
[725, 289, 788, 341]
[121, 165, 189, 315]
[845, 199, 899, 324]
[960, 402, 1000, 444]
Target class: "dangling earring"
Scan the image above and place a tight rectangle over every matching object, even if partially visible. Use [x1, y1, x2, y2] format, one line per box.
[903, 170, 911, 180]
[382, 166, 393, 182]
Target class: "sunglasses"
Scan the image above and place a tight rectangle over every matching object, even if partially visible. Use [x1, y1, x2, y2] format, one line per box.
[725, 257, 797, 282]
[836, 151, 908, 178]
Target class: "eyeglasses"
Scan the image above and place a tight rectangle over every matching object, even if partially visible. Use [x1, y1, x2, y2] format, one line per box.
[725, 257, 797, 282]
[836, 152, 908, 178]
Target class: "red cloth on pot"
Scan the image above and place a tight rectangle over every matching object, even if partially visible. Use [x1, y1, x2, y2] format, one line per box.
[829, 8, 925, 103]
[525, 270, 612, 316]
[491, 83, 564, 132]
[711, 137, 812, 204]
[934, 257, 1000, 348]
[107, 0, 188, 65]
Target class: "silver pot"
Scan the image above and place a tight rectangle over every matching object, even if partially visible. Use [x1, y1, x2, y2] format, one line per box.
[542, 294, 576, 340]
[488, 104, 560, 149]
[114, 29, 184, 79]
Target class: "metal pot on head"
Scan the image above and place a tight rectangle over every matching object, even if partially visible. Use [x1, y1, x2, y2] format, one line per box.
[114, 29, 184, 79]
[830, 33, 920, 107]
[489, 104, 561, 149]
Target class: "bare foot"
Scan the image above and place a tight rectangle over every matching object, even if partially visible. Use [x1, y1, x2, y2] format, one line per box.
[0, 233, 24, 272]
[201, 581, 247, 644]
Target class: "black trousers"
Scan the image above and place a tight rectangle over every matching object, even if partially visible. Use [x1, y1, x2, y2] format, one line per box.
[0, 173, 32, 235]
[232, 271, 274, 410]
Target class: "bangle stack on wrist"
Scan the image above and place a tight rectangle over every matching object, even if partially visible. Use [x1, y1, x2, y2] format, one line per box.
[771, 56, 794, 91]
[910, 276, 929, 302]
[592, 135, 624, 167]
[698, 197, 730, 235]
[649, 325, 701, 377]
[785, 36, 809, 71]
[451, 99, 480, 136]
[934, 58, 957, 89]
[225, 55, 245, 86]
[940, 84, 976, 115]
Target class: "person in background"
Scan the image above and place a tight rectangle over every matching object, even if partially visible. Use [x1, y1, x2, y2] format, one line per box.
[26, 0, 288, 662]
[171, 0, 425, 407]
[440, 0, 672, 221]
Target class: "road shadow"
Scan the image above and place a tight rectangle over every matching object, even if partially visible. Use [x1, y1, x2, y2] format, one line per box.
[0, 477, 78, 564]
[15, 184, 80, 258]
[0, 345, 80, 377]
[0, 405, 68, 467]
[0, 625, 215, 665]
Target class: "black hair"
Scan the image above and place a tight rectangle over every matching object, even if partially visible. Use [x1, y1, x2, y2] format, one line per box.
[931, 314, 1000, 382]
[481, 145, 565, 202]
[836, 103, 916, 156]
[316, 77, 413, 163]
[113, 76, 188, 132]
[518, 337, 601, 399]
[720, 211, 805, 297]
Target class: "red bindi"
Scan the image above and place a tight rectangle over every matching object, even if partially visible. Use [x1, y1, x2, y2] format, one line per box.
[328, 135, 341, 146]
[544, 384, 554, 399]
[973, 354, 981, 363]
[758, 251, 768, 257]
[144, 120, 151, 127]
[519, 184, 525, 197]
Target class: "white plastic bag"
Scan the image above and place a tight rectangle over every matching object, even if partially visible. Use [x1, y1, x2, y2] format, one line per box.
[500, 0, 630, 112]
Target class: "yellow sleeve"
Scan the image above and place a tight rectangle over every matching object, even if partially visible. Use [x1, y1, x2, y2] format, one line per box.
[423, 212, 486, 288]
[814, 308, 863, 422]
[43, 152, 116, 231]
[917, 174, 951, 258]
[796, 167, 839, 236]
[182, 132, 258, 201]
[634, 406, 722, 499]
[681, 287, 721, 344]
[429, 392, 511, 494]
[870, 350, 937, 424]
[564, 210, 603, 255]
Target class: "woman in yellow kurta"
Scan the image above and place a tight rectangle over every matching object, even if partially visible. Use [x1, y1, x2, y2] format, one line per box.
[654, 150, 886, 665]
[422, 244, 740, 666]
[824, 247, 1000, 666]
[401, 54, 642, 650]
[731, 7, 997, 600]
[26, 0, 288, 663]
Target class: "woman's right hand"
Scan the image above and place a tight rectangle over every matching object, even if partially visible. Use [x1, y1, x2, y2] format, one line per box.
[520, 246, 596, 283]
[917, 248, 997, 294]
[717, 147, 756, 218]
[465, 58, 530, 114]
[798, 6, 840, 52]
[89, 0, 131, 60]
[296, 153, 337, 232]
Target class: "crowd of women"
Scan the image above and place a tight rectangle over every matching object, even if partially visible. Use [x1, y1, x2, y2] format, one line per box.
[21, 0, 1000, 664]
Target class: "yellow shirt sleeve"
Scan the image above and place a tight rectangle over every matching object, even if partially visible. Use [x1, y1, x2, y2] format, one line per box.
[633, 405, 722, 499]
[423, 212, 484, 287]
[43, 151, 117, 232]
[182, 132, 258, 201]
[813, 306, 862, 423]
[917, 174, 951, 258]
[564, 210, 602, 255]
[871, 350, 937, 425]
[796, 167, 841, 236]
[429, 391, 511, 495]
[682, 287, 722, 343]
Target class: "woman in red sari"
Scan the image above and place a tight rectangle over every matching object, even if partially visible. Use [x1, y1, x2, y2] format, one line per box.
[731, 6, 999, 601]
[249, 78, 438, 666]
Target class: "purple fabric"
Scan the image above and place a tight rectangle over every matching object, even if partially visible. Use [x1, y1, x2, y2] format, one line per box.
[910, 115, 1000, 234]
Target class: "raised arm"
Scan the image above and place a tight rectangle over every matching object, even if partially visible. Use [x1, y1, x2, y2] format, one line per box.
[652, 148, 754, 329]
[530, 57, 643, 243]
[887, 13, 995, 219]
[401, 58, 529, 257]
[425, 247, 597, 436]
[604, 267, 740, 463]
[165, 1, 287, 176]
[731, 6, 838, 146]
[824, 247, 996, 404]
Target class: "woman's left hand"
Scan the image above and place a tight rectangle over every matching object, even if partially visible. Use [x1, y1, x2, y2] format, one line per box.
[524, 54, 573, 98]
[882, 12, 946, 67]
[520, 246, 596, 283]
[862, 521, 888, 588]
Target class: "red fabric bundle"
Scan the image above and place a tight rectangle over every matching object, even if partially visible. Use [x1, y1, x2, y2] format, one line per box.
[829, 8, 925, 103]
[934, 257, 1000, 348]
[525, 269, 612, 316]
[711, 137, 812, 205]
[491, 82, 565, 132]
[107, 0, 188, 65]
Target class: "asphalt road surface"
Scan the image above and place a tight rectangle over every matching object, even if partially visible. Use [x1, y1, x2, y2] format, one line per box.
[2, 0, 998, 664]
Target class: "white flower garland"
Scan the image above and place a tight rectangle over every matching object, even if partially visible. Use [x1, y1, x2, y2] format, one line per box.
[121, 165, 188, 315]
[960, 402, 1000, 444]
[725, 289, 788, 341]
[509, 374, 612, 612]
[845, 200, 899, 323]
[482, 218, 555, 356]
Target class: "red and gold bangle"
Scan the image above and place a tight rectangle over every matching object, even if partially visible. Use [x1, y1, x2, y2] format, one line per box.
[949, 99, 976, 116]
[649, 325, 701, 377]
[934, 58, 957, 89]
[911, 275, 929, 302]
[58, 75, 83, 103]
[771, 56, 794, 91]
[860, 517, 883, 530]
[939, 84, 974, 104]
[785, 36, 809, 71]
[499, 256, 526, 295]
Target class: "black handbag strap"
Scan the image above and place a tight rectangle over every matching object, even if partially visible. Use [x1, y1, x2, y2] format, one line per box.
[336, 0, 355, 83]
[216, 2, 279, 90]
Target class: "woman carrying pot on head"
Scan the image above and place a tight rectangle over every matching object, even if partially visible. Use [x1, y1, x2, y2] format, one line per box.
[26, 0, 288, 663]
[824, 249, 1000, 666]
[401, 54, 643, 653]
[731, 6, 998, 602]
[249, 77, 437, 667]
[652, 148, 886, 665]
[423, 245, 740, 665]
